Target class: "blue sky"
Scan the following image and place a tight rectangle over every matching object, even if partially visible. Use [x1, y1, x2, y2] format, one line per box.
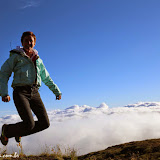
[1, 0, 160, 114]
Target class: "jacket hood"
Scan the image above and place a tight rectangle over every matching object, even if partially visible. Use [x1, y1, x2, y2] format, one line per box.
[10, 46, 39, 60]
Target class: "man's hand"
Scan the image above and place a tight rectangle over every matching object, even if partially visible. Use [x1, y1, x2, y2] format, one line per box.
[56, 95, 61, 100]
[2, 95, 11, 102]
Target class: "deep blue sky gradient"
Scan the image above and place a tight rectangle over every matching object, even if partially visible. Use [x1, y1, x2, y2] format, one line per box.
[1, 0, 160, 115]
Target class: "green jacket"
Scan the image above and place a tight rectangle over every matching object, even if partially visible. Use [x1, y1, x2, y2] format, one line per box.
[0, 47, 62, 97]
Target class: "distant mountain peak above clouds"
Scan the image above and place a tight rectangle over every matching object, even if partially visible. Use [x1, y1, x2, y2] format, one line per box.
[124, 102, 160, 108]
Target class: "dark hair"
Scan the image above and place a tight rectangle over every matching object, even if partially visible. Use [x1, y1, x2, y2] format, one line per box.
[21, 31, 36, 43]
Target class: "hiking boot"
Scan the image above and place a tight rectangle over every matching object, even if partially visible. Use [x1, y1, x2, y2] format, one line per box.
[0, 124, 8, 146]
[15, 136, 21, 143]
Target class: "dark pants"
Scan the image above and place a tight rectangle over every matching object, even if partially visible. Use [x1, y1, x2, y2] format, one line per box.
[5, 85, 50, 138]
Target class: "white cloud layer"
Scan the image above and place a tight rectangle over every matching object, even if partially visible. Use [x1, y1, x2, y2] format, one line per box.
[1, 102, 160, 156]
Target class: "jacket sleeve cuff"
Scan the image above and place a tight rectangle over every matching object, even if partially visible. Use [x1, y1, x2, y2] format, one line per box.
[54, 92, 62, 96]
[0, 94, 9, 97]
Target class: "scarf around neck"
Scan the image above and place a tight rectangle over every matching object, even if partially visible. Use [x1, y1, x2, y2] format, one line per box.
[16, 46, 39, 62]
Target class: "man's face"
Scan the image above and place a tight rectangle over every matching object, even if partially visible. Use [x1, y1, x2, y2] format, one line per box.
[22, 35, 35, 52]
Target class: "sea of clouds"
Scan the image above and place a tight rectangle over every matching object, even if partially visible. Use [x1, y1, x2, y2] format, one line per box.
[1, 102, 160, 156]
